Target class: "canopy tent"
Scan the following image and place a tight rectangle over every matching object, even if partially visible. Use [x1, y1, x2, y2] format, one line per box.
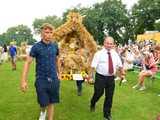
[137, 32, 160, 43]
[137, 34, 145, 42]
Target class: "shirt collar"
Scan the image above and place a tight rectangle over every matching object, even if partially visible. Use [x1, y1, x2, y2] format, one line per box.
[102, 47, 113, 53]
[40, 39, 51, 46]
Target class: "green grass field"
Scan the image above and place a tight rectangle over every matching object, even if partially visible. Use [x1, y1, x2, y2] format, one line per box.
[0, 62, 160, 120]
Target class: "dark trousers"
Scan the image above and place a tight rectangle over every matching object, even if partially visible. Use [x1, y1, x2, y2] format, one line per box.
[76, 80, 84, 93]
[91, 73, 115, 117]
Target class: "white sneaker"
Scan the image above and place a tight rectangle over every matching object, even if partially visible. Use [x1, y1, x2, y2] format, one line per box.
[132, 84, 139, 89]
[139, 86, 146, 91]
[39, 111, 46, 120]
[122, 79, 127, 83]
[115, 77, 120, 81]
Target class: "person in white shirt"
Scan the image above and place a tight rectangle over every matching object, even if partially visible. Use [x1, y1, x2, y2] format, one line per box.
[120, 49, 134, 82]
[90, 36, 124, 120]
[123, 49, 134, 70]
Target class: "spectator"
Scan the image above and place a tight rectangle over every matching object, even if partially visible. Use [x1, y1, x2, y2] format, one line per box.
[132, 51, 158, 91]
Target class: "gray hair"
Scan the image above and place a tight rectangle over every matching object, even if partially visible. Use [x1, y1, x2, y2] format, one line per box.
[104, 36, 115, 43]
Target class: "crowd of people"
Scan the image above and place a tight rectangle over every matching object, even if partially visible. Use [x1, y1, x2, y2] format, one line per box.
[115, 42, 160, 91]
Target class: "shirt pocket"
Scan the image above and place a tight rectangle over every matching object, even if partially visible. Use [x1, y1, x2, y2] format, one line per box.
[99, 57, 107, 64]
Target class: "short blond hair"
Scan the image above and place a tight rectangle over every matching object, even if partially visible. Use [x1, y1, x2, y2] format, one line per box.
[40, 23, 55, 31]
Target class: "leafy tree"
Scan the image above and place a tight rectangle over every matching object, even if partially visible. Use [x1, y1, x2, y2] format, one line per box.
[154, 20, 160, 31]
[62, 4, 88, 22]
[62, 1, 129, 44]
[84, 0, 129, 44]
[83, 5, 104, 44]
[33, 15, 63, 34]
[131, 0, 160, 35]
[0, 33, 6, 45]
[3, 25, 35, 45]
[62, 4, 104, 44]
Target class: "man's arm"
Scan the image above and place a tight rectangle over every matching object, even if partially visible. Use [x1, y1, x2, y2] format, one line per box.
[116, 52, 125, 85]
[15, 47, 17, 54]
[89, 67, 95, 81]
[56, 56, 60, 79]
[118, 67, 125, 86]
[119, 67, 125, 77]
[20, 55, 33, 92]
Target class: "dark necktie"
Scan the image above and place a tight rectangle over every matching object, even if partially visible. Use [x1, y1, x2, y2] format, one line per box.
[108, 51, 114, 74]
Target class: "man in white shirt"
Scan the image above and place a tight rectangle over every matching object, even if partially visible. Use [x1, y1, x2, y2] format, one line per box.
[90, 36, 124, 120]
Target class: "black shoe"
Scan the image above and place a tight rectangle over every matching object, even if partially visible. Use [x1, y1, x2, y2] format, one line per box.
[104, 115, 112, 120]
[90, 105, 95, 112]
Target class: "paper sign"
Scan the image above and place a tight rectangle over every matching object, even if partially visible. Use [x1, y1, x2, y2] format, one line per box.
[72, 74, 83, 81]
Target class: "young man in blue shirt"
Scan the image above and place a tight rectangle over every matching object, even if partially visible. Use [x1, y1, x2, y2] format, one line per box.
[20, 23, 60, 120]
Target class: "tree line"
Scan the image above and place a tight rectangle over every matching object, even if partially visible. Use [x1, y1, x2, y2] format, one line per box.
[0, 0, 160, 46]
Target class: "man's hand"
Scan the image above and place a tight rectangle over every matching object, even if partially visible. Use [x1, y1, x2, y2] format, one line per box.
[20, 80, 28, 93]
[20, 55, 32, 93]
[119, 67, 125, 86]
[57, 72, 61, 80]
[119, 75, 125, 86]
[120, 75, 125, 80]
[126, 60, 132, 64]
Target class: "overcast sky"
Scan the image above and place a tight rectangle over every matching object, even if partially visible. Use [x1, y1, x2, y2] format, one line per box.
[0, 0, 138, 34]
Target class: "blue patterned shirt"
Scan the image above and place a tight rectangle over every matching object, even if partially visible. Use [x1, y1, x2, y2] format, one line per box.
[30, 40, 59, 87]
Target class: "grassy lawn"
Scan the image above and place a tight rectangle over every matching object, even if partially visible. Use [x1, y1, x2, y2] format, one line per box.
[0, 61, 160, 120]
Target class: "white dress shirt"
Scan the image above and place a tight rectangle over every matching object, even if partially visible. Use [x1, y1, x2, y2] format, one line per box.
[91, 48, 123, 76]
